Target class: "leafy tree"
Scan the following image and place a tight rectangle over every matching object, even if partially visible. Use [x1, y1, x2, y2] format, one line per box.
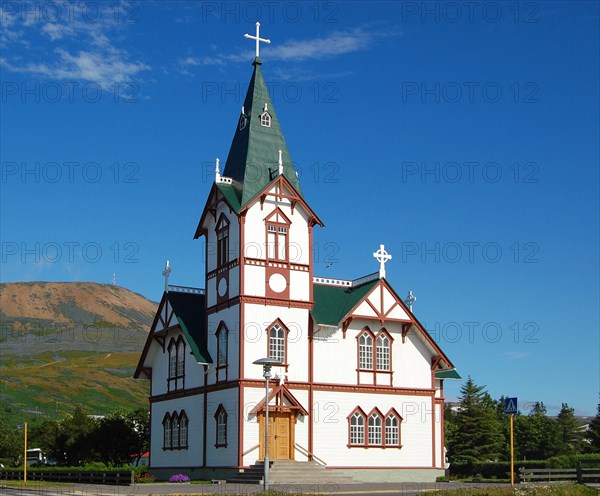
[516, 402, 561, 460]
[30, 419, 60, 463]
[446, 377, 504, 463]
[92, 409, 149, 466]
[556, 402, 582, 455]
[127, 408, 150, 463]
[586, 403, 600, 452]
[0, 414, 23, 466]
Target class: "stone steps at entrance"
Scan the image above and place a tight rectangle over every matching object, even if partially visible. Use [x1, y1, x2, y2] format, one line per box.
[226, 460, 357, 484]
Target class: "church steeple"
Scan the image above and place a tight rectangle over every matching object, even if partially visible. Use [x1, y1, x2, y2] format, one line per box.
[222, 54, 303, 207]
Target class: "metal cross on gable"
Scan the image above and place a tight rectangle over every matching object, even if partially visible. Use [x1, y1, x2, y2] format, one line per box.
[162, 260, 171, 293]
[373, 244, 392, 279]
[244, 21, 271, 58]
[405, 290, 417, 311]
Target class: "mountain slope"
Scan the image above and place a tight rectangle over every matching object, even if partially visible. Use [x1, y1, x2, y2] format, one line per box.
[0, 282, 157, 426]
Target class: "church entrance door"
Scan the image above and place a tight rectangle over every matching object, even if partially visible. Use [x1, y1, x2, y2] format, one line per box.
[259, 411, 294, 460]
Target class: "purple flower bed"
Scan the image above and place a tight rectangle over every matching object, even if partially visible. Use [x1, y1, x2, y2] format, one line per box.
[169, 473, 190, 483]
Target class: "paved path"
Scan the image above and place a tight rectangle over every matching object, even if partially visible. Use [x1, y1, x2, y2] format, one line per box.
[3, 482, 600, 496]
[0, 481, 510, 496]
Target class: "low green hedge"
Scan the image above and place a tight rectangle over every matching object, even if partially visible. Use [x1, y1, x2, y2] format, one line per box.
[449, 461, 548, 479]
[449, 455, 600, 479]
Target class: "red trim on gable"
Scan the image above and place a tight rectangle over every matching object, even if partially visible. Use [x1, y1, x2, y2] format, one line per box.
[134, 292, 167, 379]
[341, 279, 454, 370]
[195, 184, 241, 239]
[240, 174, 324, 228]
[249, 384, 309, 416]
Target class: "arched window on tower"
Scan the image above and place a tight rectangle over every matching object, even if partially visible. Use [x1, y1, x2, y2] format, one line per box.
[265, 208, 290, 261]
[216, 214, 230, 268]
[268, 321, 287, 364]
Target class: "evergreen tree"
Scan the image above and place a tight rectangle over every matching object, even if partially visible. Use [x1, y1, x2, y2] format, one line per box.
[586, 403, 600, 452]
[56, 407, 97, 466]
[516, 401, 561, 460]
[556, 402, 582, 455]
[446, 377, 504, 463]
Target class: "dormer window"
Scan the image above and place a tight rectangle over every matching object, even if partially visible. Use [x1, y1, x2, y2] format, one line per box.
[260, 103, 271, 127]
[239, 106, 247, 131]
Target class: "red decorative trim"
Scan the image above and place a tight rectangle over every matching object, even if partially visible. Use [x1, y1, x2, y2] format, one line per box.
[149, 380, 436, 404]
[308, 314, 314, 461]
[207, 258, 239, 280]
[249, 384, 309, 416]
[342, 317, 352, 339]
[241, 174, 324, 227]
[195, 183, 235, 239]
[134, 293, 168, 378]
[206, 296, 313, 315]
[431, 396, 436, 467]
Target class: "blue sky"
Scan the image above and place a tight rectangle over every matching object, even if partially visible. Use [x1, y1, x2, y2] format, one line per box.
[1, 1, 598, 416]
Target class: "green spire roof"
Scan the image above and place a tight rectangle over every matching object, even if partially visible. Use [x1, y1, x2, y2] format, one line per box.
[222, 58, 303, 207]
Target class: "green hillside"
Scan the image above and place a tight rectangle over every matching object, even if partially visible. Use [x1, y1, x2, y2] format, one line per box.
[0, 282, 156, 427]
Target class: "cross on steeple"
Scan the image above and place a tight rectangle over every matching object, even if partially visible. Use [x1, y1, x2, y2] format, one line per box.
[162, 260, 171, 292]
[373, 244, 392, 279]
[244, 21, 271, 59]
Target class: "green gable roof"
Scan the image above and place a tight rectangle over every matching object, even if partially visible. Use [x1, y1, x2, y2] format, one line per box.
[311, 279, 380, 326]
[435, 369, 462, 380]
[167, 291, 212, 364]
[216, 182, 241, 212]
[222, 58, 303, 207]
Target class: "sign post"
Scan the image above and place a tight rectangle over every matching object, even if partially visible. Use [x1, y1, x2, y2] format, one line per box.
[504, 397, 518, 486]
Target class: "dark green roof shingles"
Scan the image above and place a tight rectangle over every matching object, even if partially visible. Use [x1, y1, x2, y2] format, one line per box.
[311, 279, 379, 326]
[222, 58, 303, 208]
[167, 291, 212, 364]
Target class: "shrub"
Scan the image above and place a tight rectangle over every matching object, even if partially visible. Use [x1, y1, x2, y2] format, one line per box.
[169, 473, 190, 483]
[134, 471, 156, 483]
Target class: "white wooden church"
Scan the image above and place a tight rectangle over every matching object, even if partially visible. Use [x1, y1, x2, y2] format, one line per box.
[135, 25, 459, 483]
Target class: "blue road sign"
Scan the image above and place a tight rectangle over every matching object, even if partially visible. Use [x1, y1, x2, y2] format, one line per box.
[505, 397, 518, 415]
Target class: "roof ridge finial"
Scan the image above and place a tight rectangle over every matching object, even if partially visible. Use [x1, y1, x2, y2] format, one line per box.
[244, 21, 271, 60]
[278, 149, 283, 175]
[215, 157, 221, 183]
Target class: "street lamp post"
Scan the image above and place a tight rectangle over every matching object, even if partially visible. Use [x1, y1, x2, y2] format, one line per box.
[253, 357, 281, 491]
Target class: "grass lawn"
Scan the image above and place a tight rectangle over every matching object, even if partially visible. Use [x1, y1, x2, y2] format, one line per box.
[0, 480, 71, 488]
[429, 485, 598, 495]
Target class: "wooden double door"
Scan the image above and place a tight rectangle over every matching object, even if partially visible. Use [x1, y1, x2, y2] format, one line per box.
[258, 411, 295, 460]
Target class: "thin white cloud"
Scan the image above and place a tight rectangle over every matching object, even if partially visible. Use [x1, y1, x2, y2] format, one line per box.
[503, 351, 530, 360]
[2, 49, 149, 89]
[0, 1, 149, 89]
[187, 26, 398, 69]
[269, 29, 369, 61]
